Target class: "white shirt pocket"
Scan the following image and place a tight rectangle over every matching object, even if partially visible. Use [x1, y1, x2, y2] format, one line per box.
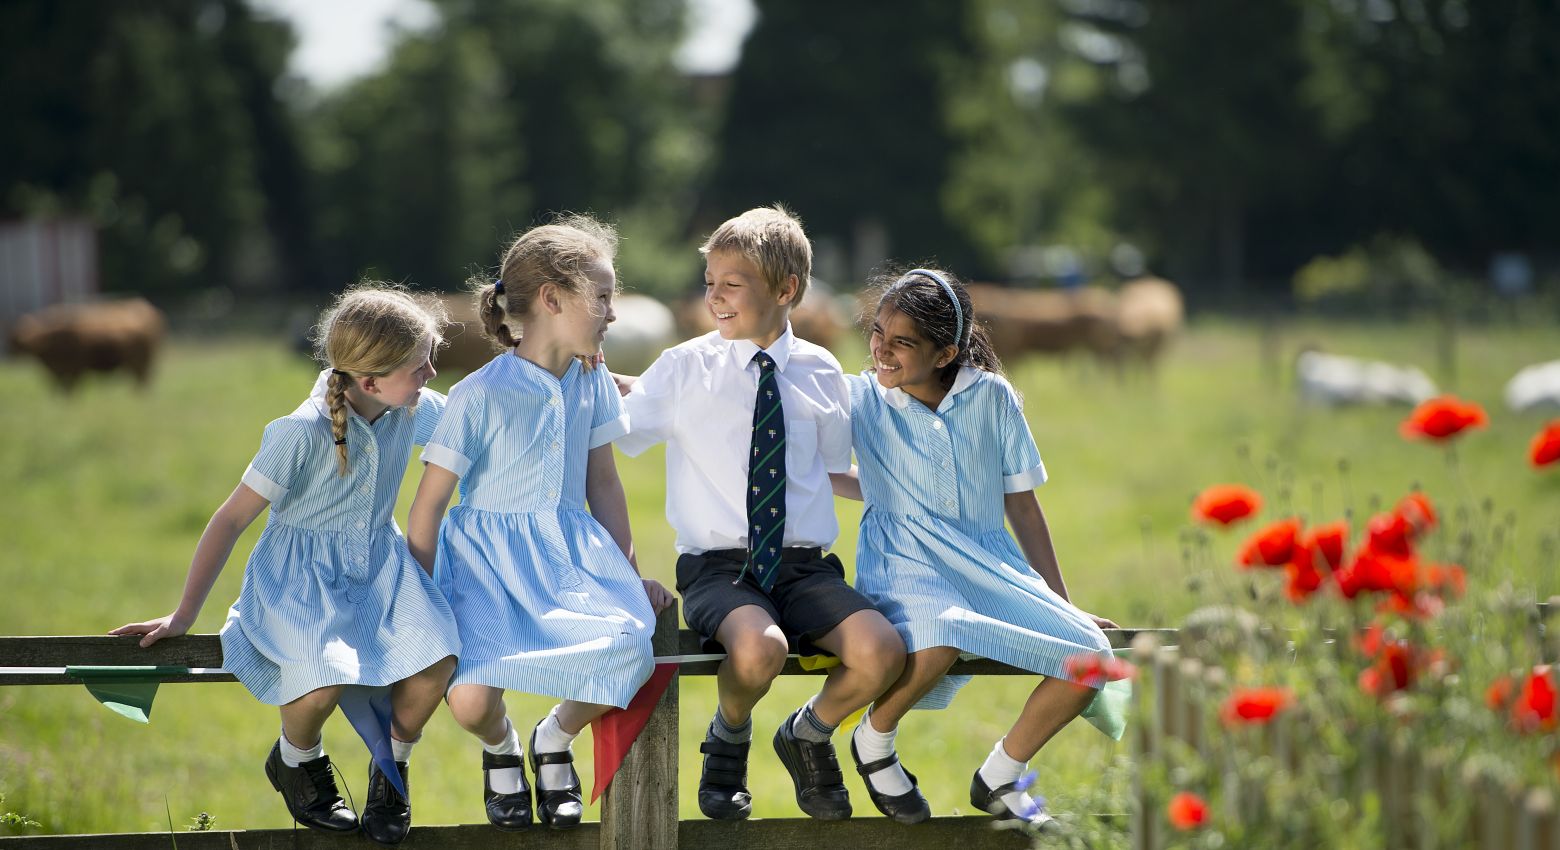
[785, 419, 817, 473]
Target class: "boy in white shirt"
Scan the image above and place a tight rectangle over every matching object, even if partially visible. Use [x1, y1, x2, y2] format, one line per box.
[616, 206, 905, 821]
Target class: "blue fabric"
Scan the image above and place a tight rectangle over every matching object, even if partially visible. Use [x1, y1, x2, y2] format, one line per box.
[221, 373, 460, 706]
[424, 354, 653, 708]
[845, 369, 1121, 736]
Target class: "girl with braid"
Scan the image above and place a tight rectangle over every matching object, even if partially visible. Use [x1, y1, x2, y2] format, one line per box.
[832, 268, 1120, 831]
[114, 286, 460, 845]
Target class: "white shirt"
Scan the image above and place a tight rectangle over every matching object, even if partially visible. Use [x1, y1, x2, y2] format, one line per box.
[617, 327, 852, 554]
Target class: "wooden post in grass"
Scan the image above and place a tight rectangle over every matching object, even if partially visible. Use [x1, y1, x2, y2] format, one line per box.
[1516, 787, 1553, 850]
[1131, 636, 1160, 850]
[600, 603, 680, 850]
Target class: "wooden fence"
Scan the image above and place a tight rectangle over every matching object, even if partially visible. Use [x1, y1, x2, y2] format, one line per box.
[0, 605, 1166, 849]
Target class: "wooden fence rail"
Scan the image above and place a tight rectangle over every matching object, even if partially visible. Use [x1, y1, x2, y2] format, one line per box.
[0, 606, 1166, 849]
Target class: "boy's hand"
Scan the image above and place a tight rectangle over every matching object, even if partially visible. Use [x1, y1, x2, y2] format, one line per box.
[110, 612, 194, 648]
[641, 578, 674, 613]
[611, 372, 639, 397]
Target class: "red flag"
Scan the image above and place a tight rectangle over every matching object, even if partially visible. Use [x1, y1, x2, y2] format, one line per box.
[590, 663, 678, 803]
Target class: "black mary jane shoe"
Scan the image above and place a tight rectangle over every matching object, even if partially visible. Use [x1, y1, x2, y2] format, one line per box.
[264, 741, 359, 834]
[850, 737, 930, 825]
[529, 726, 584, 830]
[970, 769, 1060, 832]
[362, 760, 411, 846]
[482, 750, 533, 830]
[697, 730, 753, 820]
[772, 710, 852, 820]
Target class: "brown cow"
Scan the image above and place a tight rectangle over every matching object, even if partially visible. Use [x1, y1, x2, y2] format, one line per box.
[1114, 276, 1184, 369]
[8, 298, 166, 392]
[966, 284, 1120, 363]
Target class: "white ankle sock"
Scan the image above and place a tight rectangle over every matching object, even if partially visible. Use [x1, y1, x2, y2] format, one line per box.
[484, 718, 526, 794]
[852, 709, 913, 796]
[279, 729, 323, 768]
[978, 738, 1044, 821]
[533, 706, 579, 789]
[391, 736, 417, 763]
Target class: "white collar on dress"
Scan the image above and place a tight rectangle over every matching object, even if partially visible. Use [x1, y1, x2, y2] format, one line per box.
[873, 365, 981, 411]
[727, 323, 796, 373]
[307, 368, 407, 423]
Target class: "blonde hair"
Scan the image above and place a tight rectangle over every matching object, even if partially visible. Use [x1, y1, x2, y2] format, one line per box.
[700, 204, 812, 305]
[475, 214, 619, 349]
[312, 284, 448, 475]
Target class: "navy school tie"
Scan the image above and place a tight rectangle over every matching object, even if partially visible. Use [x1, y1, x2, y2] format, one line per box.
[740, 350, 786, 590]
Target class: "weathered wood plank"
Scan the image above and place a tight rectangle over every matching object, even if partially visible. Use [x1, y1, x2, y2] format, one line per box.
[677, 816, 1035, 849]
[0, 823, 601, 848]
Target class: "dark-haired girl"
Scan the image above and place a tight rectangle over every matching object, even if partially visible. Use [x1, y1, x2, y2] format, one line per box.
[834, 268, 1122, 829]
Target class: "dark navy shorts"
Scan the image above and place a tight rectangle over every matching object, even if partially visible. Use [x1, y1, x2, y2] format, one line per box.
[676, 547, 877, 655]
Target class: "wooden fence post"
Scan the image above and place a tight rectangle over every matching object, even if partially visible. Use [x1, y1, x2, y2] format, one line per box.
[1131, 637, 1160, 850]
[600, 603, 680, 850]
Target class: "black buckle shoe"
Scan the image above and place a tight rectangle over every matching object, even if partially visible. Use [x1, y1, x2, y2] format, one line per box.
[850, 737, 930, 825]
[482, 750, 532, 830]
[362, 760, 411, 845]
[264, 741, 359, 833]
[529, 725, 583, 830]
[697, 729, 752, 820]
[970, 769, 1059, 831]
[772, 710, 851, 820]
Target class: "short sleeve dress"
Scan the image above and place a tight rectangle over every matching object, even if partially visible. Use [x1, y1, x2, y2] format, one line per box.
[425, 354, 654, 709]
[220, 371, 461, 705]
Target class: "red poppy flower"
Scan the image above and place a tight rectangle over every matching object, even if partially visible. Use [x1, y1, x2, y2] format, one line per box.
[1359, 641, 1417, 696]
[1237, 518, 1300, 567]
[1302, 521, 1349, 570]
[1424, 563, 1466, 597]
[1337, 547, 1418, 598]
[1531, 421, 1560, 469]
[1396, 492, 1437, 534]
[1192, 484, 1262, 526]
[1220, 686, 1294, 724]
[1378, 590, 1444, 620]
[1062, 652, 1137, 688]
[1486, 675, 1514, 711]
[1284, 556, 1326, 603]
[1356, 622, 1386, 657]
[1167, 791, 1208, 830]
[1512, 668, 1558, 733]
[1399, 396, 1489, 442]
[1365, 511, 1415, 558]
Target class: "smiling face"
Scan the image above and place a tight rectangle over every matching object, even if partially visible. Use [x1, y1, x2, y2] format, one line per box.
[869, 305, 959, 404]
[368, 333, 437, 408]
[704, 249, 795, 348]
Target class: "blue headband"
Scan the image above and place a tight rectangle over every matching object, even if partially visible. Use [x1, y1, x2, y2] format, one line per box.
[900, 268, 964, 347]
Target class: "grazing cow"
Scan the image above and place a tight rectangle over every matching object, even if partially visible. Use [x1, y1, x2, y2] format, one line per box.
[1294, 349, 1437, 406]
[966, 284, 1120, 363]
[1506, 360, 1560, 413]
[1115, 277, 1185, 369]
[8, 298, 166, 393]
[433, 292, 676, 376]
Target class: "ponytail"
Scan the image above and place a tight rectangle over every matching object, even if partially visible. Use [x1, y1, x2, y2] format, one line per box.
[958, 321, 1004, 376]
[476, 281, 519, 348]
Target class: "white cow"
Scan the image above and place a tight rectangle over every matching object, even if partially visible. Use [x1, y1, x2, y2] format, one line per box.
[1295, 350, 1437, 406]
[1506, 360, 1560, 413]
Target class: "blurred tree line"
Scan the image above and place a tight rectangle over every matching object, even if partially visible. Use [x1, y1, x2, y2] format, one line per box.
[2, 0, 1556, 305]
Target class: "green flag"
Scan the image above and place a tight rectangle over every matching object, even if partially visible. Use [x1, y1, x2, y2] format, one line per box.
[66, 666, 188, 723]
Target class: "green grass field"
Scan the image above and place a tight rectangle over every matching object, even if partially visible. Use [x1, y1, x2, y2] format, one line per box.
[2, 316, 1557, 837]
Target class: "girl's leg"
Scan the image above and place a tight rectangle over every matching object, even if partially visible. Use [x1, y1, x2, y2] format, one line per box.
[448, 683, 530, 829]
[528, 699, 611, 829]
[973, 676, 1096, 823]
[389, 655, 457, 750]
[849, 647, 959, 800]
[446, 683, 512, 747]
[278, 684, 346, 759]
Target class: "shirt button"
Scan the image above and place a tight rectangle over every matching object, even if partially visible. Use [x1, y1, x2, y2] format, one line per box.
[932, 421, 944, 430]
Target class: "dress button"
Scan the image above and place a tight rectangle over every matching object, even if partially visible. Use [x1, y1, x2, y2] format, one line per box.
[354, 555, 365, 565]
[548, 396, 559, 406]
[359, 485, 371, 494]
[355, 520, 365, 530]
[940, 458, 950, 468]
[944, 499, 955, 509]
[932, 421, 944, 430]
[550, 441, 560, 450]
[547, 489, 558, 499]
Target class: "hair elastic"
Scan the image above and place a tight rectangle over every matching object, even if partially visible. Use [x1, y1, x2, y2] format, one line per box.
[333, 438, 347, 446]
[494, 278, 505, 296]
[330, 368, 350, 378]
[900, 268, 964, 346]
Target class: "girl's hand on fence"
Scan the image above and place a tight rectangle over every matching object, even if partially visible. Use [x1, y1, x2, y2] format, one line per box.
[109, 612, 192, 648]
[642, 578, 674, 614]
[1087, 613, 1120, 630]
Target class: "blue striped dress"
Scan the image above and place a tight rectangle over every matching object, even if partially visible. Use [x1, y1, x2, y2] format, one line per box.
[847, 367, 1114, 722]
[424, 354, 654, 709]
[221, 370, 462, 706]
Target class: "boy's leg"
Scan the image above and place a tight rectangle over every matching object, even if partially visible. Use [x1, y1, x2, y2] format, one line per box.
[694, 605, 788, 820]
[269, 686, 357, 833]
[362, 655, 456, 845]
